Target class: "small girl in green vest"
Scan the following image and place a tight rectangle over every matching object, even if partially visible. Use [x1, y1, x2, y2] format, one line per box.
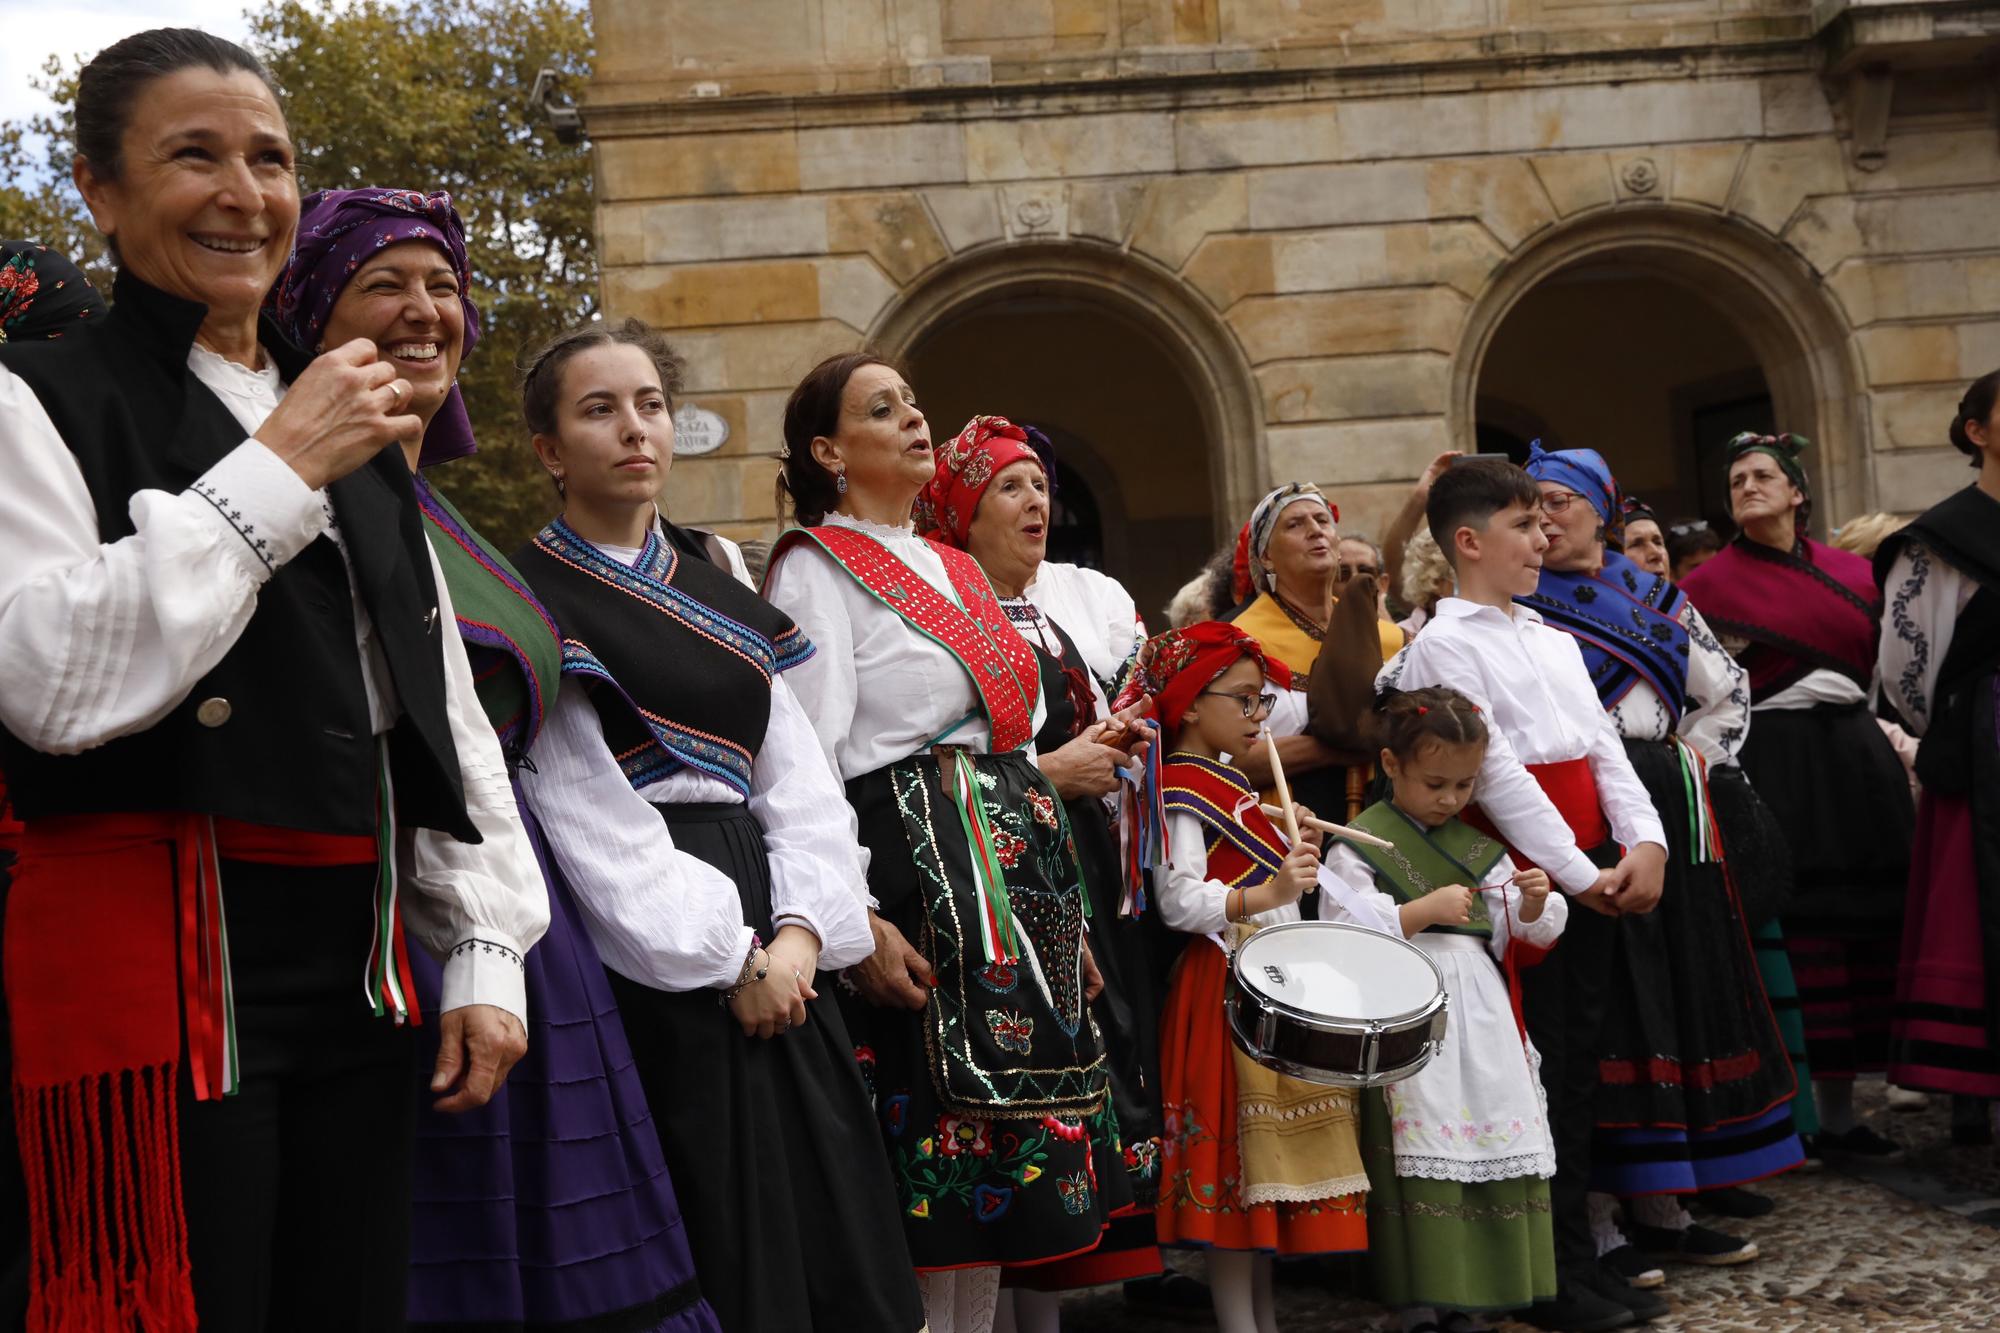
[1322, 686, 1567, 1333]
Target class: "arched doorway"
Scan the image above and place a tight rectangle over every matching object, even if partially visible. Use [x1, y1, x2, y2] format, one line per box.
[874, 244, 1263, 624]
[1455, 209, 1869, 536]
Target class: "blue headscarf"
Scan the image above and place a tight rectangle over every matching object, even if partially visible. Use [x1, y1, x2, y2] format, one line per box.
[1524, 439, 1621, 536]
[1518, 442, 1694, 720]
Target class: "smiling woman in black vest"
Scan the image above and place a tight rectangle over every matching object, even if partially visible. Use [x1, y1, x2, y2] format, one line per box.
[0, 28, 548, 1332]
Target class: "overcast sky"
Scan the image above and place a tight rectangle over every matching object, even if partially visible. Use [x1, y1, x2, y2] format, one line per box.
[1, 2, 256, 125]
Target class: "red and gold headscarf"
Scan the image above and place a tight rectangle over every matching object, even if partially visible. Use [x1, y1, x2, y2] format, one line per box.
[917, 414, 1044, 548]
[1115, 620, 1292, 744]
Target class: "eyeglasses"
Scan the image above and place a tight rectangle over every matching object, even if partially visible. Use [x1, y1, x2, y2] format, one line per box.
[1538, 491, 1587, 516]
[1339, 562, 1381, 581]
[1668, 520, 1711, 536]
[1200, 689, 1278, 719]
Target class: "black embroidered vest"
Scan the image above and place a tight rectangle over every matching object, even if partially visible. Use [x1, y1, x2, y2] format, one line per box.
[514, 517, 813, 797]
[0, 271, 474, 840]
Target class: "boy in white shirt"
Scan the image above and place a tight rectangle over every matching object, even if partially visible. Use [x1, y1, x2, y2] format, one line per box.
[1377, 458, 1668, 1333]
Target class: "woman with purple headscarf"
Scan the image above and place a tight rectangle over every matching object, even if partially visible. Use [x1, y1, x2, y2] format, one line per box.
[267, 188, 719, 1333]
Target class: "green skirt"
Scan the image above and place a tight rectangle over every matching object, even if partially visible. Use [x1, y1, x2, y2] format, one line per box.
[1360, 1092, 1557, 1313]
[1753, 920, 1820, 1137]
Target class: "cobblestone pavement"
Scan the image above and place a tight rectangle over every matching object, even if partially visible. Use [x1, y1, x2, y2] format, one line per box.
[1054, 1083, 2000, 1331]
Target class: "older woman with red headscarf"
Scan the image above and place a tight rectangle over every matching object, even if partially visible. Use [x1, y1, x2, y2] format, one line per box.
[764, 361, 1131, 1333]
[919, 416, 1166, 1324]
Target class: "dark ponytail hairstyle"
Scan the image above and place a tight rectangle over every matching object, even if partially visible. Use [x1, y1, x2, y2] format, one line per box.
[777, 352, 898, 527]
[1950, 369, 2000, 465]
[518, 318, 684, 495]
[76, 29, 279, 182]
[1378, 685, 1489, 761]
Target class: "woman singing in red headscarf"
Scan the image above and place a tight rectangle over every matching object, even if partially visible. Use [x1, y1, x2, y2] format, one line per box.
[917, 416, 1168, 1323]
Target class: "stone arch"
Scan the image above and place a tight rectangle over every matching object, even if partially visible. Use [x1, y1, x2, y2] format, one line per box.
[1452, 206, 1873, 526]
[870, 240, 1266, 538]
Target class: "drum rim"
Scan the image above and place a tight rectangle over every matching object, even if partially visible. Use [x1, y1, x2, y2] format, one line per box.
[1229, 920, 1448, 1030]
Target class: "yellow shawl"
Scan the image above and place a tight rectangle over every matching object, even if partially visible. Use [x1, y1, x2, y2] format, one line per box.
[1231, 592, 1404, 680]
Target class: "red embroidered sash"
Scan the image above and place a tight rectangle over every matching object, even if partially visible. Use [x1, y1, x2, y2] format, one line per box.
[774, 526, 1040, 753]
[1160, 754, 1289, 889]
[7, 812, 381, 1333]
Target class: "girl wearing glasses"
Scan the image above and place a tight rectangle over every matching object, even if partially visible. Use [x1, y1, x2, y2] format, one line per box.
[1135, 621, 1377, 1333]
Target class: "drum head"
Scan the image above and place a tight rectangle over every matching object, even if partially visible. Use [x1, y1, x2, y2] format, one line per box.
[1235, 921, 1439, 1021]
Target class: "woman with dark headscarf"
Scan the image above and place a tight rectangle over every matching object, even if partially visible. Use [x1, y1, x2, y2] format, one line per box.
[266, 188, 718, 1333]
[1681, 433, 1914, 1161]
[0, 30, 548, 1329]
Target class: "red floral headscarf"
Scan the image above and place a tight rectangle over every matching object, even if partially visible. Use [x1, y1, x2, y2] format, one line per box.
[1115, 621, 1292, 745]
[918, 414, 1044, 548]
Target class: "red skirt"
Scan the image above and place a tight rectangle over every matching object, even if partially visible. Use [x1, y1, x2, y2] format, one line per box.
[1154, 942, 1368, 1255]
[1888, 792, 2000, 1097]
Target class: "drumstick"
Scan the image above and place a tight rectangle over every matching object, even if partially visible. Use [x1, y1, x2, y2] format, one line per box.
[1259, 804, 1396, 852]
[1259, 724, 1303, 846]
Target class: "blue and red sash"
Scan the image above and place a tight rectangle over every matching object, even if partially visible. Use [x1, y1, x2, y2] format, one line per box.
[1160, 754, 1288, 891]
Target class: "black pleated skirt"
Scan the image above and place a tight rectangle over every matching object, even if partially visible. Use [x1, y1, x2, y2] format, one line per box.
[1737, 701, 1912, 926]
[1591, 740, 1798, 1133]
[608, 802, 925, 1333]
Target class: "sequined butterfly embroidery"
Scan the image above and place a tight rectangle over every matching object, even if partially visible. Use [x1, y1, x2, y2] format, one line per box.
[986, 1008, 1034, 1055]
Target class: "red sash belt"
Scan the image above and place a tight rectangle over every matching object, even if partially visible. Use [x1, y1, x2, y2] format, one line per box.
[1464, 757, 1609, 869]
[1463, 757, 1609, 1031]
[6, 812, 378, 1333]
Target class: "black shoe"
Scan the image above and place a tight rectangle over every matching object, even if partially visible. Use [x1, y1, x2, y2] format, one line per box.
[1808, 1124, 1905, 1162]
[1122, 1272, 1212, 1320]
[1517, 1283, 1635, 1333]
[1601, 1244, 1666, 1289]
[1697, 1185, 1776, 1218]
[1631, 1221, 1759, 1266]
[1951, 1096, 1993, 1147]
[1580, 1261, 1670, 1323]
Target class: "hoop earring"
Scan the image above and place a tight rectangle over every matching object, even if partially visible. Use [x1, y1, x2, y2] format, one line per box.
[835, 469, 848, 495]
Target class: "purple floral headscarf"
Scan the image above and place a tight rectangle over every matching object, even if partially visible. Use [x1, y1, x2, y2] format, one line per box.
[263, 188, 481, 466]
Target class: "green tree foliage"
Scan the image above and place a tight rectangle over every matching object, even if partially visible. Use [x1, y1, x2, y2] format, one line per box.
[0, 0, 594, 550]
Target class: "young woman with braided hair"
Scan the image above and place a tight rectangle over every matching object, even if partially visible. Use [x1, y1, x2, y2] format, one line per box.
[1322, 686, 1566, 1332]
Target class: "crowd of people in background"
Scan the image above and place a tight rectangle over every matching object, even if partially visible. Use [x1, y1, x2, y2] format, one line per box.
[0, 26, 1996, 1333]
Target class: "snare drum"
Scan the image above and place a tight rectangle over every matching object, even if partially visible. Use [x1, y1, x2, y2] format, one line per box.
[1225, 921, 1448, 1088]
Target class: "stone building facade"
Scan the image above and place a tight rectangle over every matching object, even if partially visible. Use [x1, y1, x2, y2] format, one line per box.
[579, 0, 2000, 617]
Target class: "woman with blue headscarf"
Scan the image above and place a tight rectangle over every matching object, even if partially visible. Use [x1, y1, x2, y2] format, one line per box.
[1521, 443, 1803, 1285]
[267, 188, 719, 1333]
